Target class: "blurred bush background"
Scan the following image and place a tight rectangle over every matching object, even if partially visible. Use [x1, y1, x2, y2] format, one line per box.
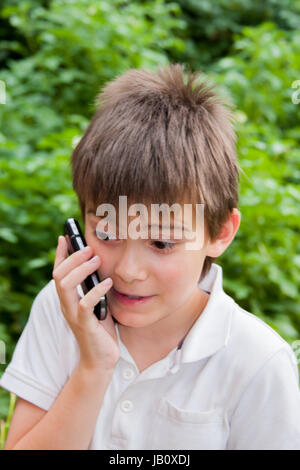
[0, 0, 300, 430]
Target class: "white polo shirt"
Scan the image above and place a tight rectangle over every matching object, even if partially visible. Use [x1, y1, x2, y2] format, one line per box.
[1, 263, 300, 450]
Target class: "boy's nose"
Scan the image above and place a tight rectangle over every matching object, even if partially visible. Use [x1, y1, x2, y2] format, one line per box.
[113, 243, 148, 284]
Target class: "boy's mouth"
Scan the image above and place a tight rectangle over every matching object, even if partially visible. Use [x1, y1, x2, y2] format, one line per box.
[111, 287, 155, 304]
[113, 287, 152, 298]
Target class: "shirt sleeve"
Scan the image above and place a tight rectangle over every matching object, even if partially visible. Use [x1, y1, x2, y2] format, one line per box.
[227, 346, 300, 450]
[0, 281, 69, 411]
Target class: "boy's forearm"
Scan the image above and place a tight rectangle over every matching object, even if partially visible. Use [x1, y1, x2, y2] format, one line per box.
[11, 364, 114, 450]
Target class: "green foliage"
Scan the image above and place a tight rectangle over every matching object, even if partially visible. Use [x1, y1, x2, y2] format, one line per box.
[167, 0, 300, 67]
[0, 393, 16, 450]
[0, 0, 185, 141]
[209, 22, 300, 342]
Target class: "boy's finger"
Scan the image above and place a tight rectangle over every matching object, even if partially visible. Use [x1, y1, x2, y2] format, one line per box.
[53, 241, 93, 280]
[77, 278, 113, 322]
[53, 236, 68, 271]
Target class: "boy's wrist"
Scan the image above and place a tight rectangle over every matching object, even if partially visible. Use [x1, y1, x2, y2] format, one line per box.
[76, 361, 115, 381]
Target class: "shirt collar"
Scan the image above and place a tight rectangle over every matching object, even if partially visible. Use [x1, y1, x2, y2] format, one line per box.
[180, 263, 234, 364]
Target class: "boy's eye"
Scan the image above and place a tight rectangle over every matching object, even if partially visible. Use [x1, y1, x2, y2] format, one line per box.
[151, 241, 175, 252]
[96, 231, 117, 241]
[95, 231, 175, 252]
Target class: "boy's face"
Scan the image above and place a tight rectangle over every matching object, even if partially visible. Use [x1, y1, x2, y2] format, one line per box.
[84, 201, 239, 334]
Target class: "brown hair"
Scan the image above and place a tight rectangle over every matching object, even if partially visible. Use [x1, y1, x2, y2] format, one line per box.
[71, 63, 242, 281]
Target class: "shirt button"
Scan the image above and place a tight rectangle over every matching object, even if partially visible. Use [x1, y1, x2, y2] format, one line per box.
[122, 368, 135, 380]
[120, 400, 133, 413]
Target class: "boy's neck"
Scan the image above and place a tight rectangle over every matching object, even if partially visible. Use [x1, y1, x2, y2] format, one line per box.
[117, 289, 210, 368]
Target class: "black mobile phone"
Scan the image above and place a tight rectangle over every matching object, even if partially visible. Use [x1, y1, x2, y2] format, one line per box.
[64, 218, 107, 321]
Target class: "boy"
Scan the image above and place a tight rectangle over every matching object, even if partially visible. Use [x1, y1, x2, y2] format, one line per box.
[1, 64, 300, 450]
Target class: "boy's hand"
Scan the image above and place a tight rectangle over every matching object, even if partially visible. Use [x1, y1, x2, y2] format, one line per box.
[52, 235, 120, 372]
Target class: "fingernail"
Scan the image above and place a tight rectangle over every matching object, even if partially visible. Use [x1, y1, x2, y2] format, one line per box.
[90, 255, 99, 263]
[83, 246, 90, 252]
[102, 277, 112, 286]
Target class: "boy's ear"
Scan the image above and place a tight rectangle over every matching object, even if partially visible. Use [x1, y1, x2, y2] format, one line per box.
[205, 208, 241, 258]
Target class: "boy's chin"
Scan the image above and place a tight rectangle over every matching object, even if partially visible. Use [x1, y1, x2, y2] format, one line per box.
[110, 309, 158, 329]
